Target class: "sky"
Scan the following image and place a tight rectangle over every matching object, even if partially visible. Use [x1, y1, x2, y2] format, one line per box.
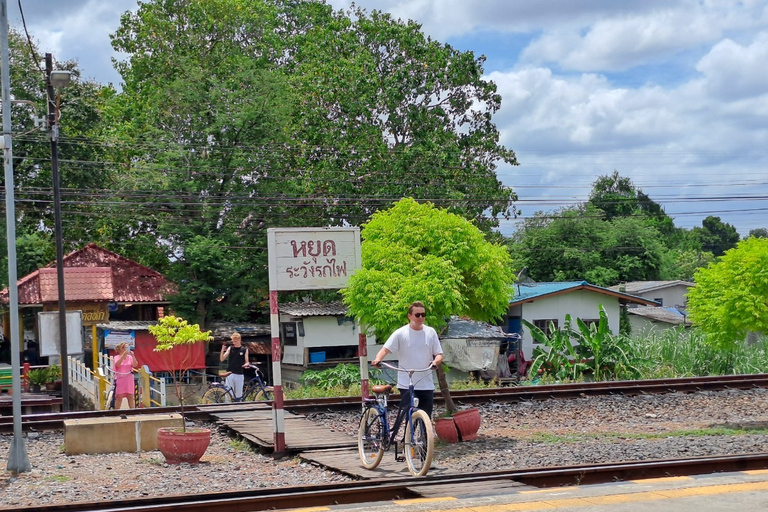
[6, 0, 768, 237]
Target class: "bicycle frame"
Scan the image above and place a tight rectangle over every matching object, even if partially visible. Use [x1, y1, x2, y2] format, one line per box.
[370, 362, 433, 449]
[207, 364, 272, 402]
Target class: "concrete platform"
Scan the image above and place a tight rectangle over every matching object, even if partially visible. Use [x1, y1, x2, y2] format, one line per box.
[64, 413, 183, 455]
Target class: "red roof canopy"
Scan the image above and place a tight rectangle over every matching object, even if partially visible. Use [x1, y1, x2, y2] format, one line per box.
[1, 243, 175, 305]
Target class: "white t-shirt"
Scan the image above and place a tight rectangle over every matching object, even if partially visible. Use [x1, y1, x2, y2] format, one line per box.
[382, 324, 443, 390]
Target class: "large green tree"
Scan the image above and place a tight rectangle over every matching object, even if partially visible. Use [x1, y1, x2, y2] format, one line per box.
[0, 31, 135, 285]
[510, 204, 665, 286]
[109, 0, 517, 324]
[687, 237, 768, 345]
[341, 198, 514, 340]
[693, 216, 740, 257]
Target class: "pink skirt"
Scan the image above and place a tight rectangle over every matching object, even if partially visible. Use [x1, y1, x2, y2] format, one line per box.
[115, 373, 134, 395]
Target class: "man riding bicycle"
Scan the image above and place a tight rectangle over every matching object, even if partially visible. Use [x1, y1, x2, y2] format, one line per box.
[372, 301, 443, 418]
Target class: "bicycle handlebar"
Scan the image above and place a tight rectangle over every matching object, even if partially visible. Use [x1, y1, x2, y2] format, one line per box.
[374, 361, 435, 374]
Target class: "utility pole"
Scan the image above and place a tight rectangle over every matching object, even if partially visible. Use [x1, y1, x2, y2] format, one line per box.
[45, 53, 70, 411]
[1, 0, 31, 473]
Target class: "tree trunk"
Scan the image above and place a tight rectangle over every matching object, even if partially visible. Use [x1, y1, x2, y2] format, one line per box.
[436, 365, 457, 414]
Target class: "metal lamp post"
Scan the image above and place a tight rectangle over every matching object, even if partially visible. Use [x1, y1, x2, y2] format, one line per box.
[45, 53, 71, 411]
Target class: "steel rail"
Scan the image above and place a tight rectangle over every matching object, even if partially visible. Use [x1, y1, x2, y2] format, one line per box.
[15, 453, 768, 512]
[5, 373, 768, 432]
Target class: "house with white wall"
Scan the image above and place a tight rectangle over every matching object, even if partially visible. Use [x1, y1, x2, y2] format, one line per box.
[608, 281, 694, 308]
[505, 281, 657, 358]
[278, 301, 376, 383]
[626, 306, 691, 336]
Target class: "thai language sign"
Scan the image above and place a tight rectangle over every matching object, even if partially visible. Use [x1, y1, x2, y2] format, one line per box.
[267, 227, 361, 291]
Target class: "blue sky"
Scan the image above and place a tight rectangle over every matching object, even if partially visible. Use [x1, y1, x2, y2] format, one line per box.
[8, 0, 768, 237]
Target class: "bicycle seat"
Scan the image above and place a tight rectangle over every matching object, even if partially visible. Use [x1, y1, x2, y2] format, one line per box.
[371, 384, 392, 395]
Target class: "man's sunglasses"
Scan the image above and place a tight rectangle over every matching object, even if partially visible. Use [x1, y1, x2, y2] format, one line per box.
[413, 312, 426, 318]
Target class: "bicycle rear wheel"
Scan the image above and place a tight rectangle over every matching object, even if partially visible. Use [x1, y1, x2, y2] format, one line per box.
[201, 386, 228, 404]
[404, 409, 434, 476]
[244, 386, 274, 401]
[358, 407, 385, 469]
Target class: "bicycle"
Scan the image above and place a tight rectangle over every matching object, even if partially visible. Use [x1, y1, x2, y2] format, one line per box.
[357, 361, 435, 477]
[201, 363, 274, 403]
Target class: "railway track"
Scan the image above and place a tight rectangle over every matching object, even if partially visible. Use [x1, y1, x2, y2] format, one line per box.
[15, 453, 768, 512]
[5, 373, 768, 432]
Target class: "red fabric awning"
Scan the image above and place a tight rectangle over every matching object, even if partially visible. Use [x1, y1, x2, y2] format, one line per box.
[130, 331, 206, 373]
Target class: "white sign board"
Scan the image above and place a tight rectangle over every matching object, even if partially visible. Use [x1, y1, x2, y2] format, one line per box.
[104, 329, 136, 349]
[37, 311, 84, 356]
[267, 227, 361, 291]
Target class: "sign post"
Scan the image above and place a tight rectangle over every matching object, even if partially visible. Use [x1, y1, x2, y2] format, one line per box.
[267, 227, 361, 453]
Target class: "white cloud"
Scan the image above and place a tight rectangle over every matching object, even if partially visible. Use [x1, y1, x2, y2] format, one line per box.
[697, 32, 768, 100]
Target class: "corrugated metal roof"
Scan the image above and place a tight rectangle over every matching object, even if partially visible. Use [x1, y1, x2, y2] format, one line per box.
[96, 320, 158, 331]
[210, 321, 271, 340]
[608, 281, 694, 294]
[280, 301, 348, 317]
[39, 267, 113, 302]
[510, 281, 657, 306]
[628, 306, 691, 326]
[439, 316, 509, 339]
[1, 243, 175, 305]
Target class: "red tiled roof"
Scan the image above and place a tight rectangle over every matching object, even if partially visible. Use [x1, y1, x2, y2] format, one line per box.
[39, 267, 113, 302]
[1, 243, 175, 305]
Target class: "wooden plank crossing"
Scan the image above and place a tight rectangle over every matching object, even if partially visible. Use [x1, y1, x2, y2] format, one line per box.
[300, 447, 460, 479]
[207, 407, 357, 452]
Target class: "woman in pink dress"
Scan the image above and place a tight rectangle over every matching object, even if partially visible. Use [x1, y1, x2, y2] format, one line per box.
[112, 342, 139, 408]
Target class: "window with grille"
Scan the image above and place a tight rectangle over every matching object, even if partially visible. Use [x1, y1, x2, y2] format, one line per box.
[532, 319, 558, 338]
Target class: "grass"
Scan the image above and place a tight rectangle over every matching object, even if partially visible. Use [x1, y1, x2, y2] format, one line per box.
[45, 475, 71, 483]
[528, 427, 768, 444]
[228, 438, 253, 452]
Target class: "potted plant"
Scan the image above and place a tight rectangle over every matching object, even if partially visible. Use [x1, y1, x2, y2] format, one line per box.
[148, 315, 212, 464]
[26, 368, 49, 393]
[45, 363, 62, 391]
[434, 365, 482, 443]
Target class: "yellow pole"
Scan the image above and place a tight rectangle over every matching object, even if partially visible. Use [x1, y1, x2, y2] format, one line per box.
[91, 325, 98, 372]
[139, 367, 151, 408]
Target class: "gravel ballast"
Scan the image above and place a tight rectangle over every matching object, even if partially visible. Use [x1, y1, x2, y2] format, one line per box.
[3, 387, 768, 508]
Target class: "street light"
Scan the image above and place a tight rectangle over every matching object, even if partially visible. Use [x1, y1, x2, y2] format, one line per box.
[45, 53, 70, 411]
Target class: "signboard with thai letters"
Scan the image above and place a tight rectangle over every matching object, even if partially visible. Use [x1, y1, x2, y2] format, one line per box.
[44, 301, 109, 326]
[267, 227, 361, 291]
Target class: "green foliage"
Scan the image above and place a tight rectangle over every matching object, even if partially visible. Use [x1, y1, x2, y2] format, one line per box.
[693, 216, 740, 257]
[524, 307, 639, 382]
[46, 364, 62, 381]
[510, 204, 665, 286]
[687, 237, 768, 345]
[26, 368, 50, 386]
[629, 329, 768, 377]
[341, 198, 514, 339]
[299, 363, 379, 390]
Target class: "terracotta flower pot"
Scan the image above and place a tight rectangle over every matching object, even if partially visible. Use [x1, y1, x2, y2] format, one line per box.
[452, 408, 481, 441]
[434, 416, 459, 443]
[156, 427, 211, 464]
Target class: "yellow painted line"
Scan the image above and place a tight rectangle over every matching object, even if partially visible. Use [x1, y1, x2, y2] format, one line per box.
[630, 476, 692, 484]
[744, 469, 768, 475]
[288, 508, 331, 512]
[411, 480, 768, 512]
[520, 487, 574, 494]
[394, 497, 457, 505]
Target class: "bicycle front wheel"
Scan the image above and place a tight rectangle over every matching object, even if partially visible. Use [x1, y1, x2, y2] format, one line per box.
[105, 388, 115, 410]
[404, 409, 434, 477]
[201, 386, 228, 404]
[358, 407, 385, 469]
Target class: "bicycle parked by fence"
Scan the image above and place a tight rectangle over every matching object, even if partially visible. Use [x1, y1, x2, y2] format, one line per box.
[357, 361, 435, 477]
[201, 363, 274, 403]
